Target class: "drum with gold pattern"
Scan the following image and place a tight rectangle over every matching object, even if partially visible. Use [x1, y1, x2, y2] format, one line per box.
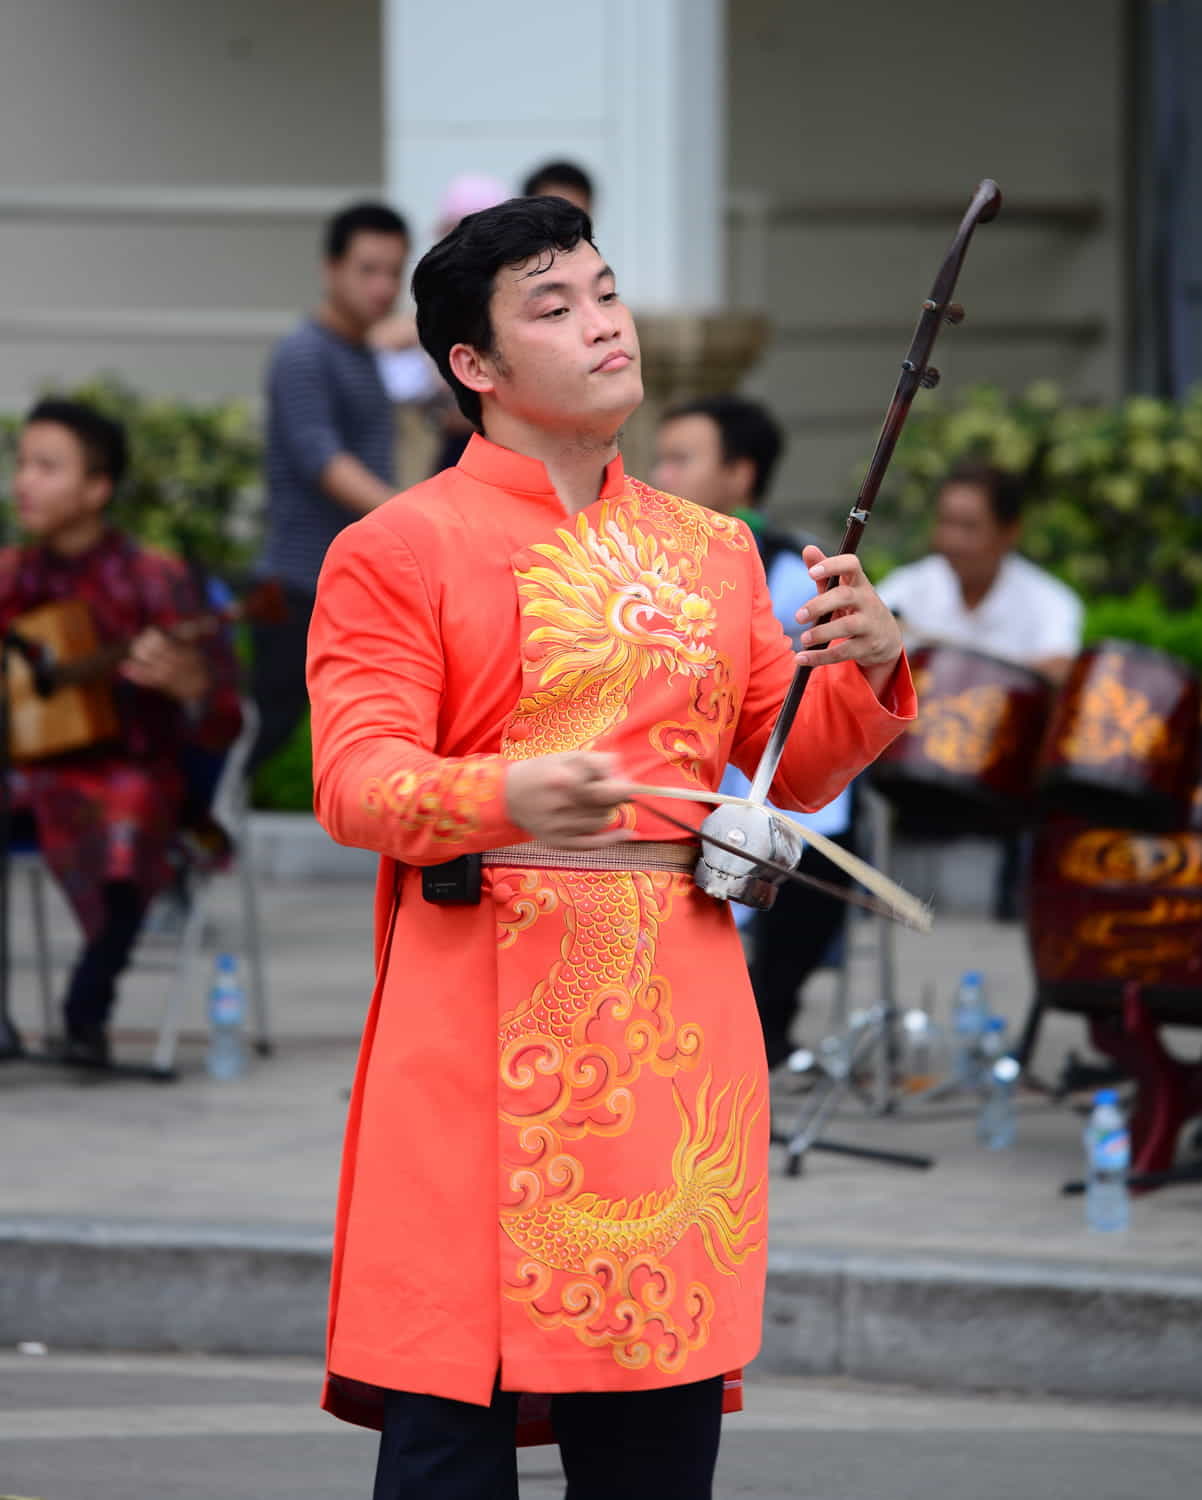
[1037, 640, 1201, 832]
[869, 643, 1054, 834]
[1026, 819, 1202, 1024]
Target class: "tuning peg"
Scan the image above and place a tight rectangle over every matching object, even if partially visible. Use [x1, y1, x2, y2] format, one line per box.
[920, 366, 941, 389]
[944, 302, 965, 325]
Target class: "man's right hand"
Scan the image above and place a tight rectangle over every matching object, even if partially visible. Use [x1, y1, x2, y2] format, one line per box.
[505, 752, 634, 849]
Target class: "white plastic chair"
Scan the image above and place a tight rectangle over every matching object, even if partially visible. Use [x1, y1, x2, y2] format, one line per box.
[12, 699, 271, 1077]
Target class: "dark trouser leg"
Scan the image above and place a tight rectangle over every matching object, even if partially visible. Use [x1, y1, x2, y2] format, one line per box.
[62, 880, 147, 1036]
[247, 585, 315, 774]
[749, 835, 854, 1070]
[993, 830, 1026, 923]
[554, 1374, 725, 1500]
[373, 1385, 519, 1500]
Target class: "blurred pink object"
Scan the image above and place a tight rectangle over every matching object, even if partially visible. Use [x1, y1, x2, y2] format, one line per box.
[435, 173, 509, 235]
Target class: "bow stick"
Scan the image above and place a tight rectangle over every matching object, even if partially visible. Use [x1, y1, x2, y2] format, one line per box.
[745, 178, 1002, 806]
[625, 783, 932, 932]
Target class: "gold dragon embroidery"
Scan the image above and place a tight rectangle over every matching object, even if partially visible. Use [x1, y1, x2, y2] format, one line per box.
[497, 870, 702, 1137]
[504, 1074, 764, 1375]
[495, 492, 763, 1374]
[503, 504, 721, 757]
[360, 754, 505, 843]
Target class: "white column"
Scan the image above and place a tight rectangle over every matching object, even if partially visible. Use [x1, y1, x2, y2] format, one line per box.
[381, 0, 725, 310]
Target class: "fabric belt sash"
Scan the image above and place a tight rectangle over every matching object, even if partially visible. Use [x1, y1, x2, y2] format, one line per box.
[481, 839, 697, 873]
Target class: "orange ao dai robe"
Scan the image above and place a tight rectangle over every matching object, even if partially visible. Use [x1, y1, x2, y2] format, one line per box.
[306, 435, 915, 1430]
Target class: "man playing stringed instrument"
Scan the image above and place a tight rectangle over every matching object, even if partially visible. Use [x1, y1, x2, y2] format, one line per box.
[307, 196, 915, 1499]
[1, 399, 242, 1065]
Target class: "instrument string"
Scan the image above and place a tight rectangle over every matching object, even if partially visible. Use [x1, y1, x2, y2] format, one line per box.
[623, 781, 933, 932]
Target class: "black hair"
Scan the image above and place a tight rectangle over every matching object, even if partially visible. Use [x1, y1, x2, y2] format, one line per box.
[25, 398, 128, 491]
[662, 394, 784, 503]
[941, 460, 1025, 527]
[521, 159, 594, 205]
[412, 195, 596, 430]
[324, 200, 410, 262]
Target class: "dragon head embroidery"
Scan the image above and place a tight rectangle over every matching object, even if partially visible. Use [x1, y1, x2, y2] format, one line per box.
[522, 511, 718, 688]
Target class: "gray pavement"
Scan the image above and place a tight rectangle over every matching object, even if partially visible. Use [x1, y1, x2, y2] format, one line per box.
[1, 1353, 1200, 1500]
[3, 860, 1202, 1402]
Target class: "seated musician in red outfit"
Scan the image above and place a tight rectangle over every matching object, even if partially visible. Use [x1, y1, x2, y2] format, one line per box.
[1, 400, 242, 1065]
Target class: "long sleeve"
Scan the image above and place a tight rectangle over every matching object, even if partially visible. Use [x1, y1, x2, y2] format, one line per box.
[139, 555, 244, 754]
[307, 518, 528, 863]
[269, 340, 347, 488]
[729, 560, 915, 810]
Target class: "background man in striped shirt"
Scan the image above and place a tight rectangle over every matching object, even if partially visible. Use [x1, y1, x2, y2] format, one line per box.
[250, 201, 409, 772]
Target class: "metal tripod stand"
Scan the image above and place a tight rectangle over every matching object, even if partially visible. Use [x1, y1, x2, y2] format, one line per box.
[773, 789, 934, 1176]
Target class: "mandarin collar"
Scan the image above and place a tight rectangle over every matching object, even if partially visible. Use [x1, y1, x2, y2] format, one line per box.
[456, 433, 627, 508]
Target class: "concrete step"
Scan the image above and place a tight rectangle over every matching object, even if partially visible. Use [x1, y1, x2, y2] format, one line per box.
[5, 1218, 1199, 1405]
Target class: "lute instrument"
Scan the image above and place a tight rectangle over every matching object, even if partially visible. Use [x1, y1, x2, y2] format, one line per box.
[5, 579, 285, 762]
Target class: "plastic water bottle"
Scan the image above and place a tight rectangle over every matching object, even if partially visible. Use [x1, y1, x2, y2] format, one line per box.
[1084, 1089, 1130, 1231]
[952, 970, 989, 1087]
[976, 1018, 1019, 1149]
[206, 953, 248, 1081]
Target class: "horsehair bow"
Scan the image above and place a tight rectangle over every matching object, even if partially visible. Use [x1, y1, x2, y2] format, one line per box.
[625, 783, 933, 933]
[745, 178, 1002, 806]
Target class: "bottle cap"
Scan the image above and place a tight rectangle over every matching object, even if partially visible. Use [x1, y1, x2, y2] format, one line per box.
[216, 953, 238, 972]
[961, 970, 983, 985]
[1095, 1087, 1118, 1105]
[985, 1016, 1006, 1031]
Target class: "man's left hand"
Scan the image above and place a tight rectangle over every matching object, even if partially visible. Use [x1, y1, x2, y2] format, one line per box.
[794, 545, 903, 692]
[120, 628, 210, 708]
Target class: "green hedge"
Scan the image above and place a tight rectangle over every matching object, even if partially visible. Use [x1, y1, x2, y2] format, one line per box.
[1, 374, 262, 573]
[855, 381, 1202, 608]
[251, 715, 314, 813]
[1082, 588, 1202, 676]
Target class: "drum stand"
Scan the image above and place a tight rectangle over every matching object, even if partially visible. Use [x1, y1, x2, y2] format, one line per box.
[772, 789, 935, 1176]
[1, 632, 174, 1081]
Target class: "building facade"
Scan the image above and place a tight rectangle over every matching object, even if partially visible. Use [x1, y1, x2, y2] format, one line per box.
[0, 1, 1164, 526]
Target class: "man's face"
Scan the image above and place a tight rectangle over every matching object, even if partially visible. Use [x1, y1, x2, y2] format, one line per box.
[932, 481, 1018, 586]
[653, 414, 752, 514]
[324, 230, 409, 331]
[12, 422, 110, 539]
[470, 241, 642, 437]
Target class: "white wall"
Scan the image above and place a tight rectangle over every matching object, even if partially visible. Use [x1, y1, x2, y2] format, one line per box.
[0, 0, 383, 408]
[0, 0, 1127, 510]
[382, 0, 724, 310]
[727, 0, 1126, 529]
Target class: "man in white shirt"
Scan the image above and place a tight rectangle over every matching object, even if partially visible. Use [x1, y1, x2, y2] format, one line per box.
[876, 462, 1082, 683]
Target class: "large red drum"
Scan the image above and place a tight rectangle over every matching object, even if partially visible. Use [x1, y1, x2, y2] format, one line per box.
[1037, 640, 1201, 832]
[1026, 819, 1202, 1025]
[869, 644, 1053, 834]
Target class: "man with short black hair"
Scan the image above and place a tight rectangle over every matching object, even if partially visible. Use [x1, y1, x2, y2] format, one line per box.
[655, 395, 857, 1069]
[250, 200, 410, 770]
[307, 196, 913, 1498]
[520, 159, 595, 215]
[1, 400, 241, 1063]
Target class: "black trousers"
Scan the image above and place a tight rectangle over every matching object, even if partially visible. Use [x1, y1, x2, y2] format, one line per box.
[247, 583, 316, 774]
[373, 1375, 725, 1500]
[63, 880, 147, 1034]
[748, 833, 854, 1070]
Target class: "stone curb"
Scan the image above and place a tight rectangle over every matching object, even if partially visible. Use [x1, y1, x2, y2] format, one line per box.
[3, 1220, 1200, 1402]
[760, 1246, 1202, 1403]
